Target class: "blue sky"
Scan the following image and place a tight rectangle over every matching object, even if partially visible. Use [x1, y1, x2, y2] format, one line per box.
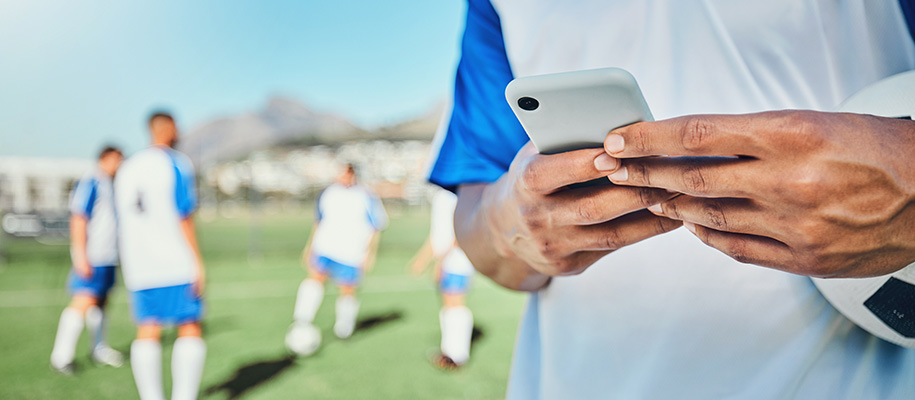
[0, 1, 466, 158]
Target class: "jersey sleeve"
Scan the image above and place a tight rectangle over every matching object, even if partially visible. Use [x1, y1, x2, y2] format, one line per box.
[69, 176, 98, 217]
[426, 0, 529, 191]
[366, 193, 388, 231]
[170, 152, 198, 219]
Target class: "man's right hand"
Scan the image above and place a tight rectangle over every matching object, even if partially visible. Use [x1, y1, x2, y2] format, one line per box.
[455, 143, 681, 291]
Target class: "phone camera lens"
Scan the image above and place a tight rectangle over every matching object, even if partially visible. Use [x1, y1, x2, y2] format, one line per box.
[518, 97, 539, 111]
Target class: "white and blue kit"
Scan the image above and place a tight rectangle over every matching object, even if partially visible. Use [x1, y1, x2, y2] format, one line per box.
[428, 190, 474, 294]
[430, 1, 915, 399]
[67, 168, 119, 298]
[310, 183, 388, 286]
[115, 146, 202, 325]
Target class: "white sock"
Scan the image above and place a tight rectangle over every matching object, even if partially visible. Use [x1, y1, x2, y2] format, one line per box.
[130, 339, 165, 400]
[50, 307, 84, 368]
[334, 295, 360, 339]
[84, 305, 104, 351]
[440, 305, 473, 365]
[293, 279, 324, 324]
[171, 337, 206, 400]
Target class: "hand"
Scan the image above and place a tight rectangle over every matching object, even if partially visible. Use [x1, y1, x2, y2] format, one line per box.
[604, 110, 915, 278]
[481, 142, 681, 277]
[74, 257, 92, 279]
[193, 264, 206, 297]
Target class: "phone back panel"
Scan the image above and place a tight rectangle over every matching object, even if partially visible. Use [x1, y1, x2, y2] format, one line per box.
[505, 68, 653, 154]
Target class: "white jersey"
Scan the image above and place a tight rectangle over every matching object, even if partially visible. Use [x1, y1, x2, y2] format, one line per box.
[430, 1, 915, 399]
[69, 168, 118, 267]
[115, 146, 199, 291]
[429, 189, 474, 276]
[311, 183, 387, 267]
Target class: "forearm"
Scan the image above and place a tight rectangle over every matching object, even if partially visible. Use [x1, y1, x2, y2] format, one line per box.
[69, 215, 88, 264]
[455, 184, 550, 292]
[180, 217, 204, 276]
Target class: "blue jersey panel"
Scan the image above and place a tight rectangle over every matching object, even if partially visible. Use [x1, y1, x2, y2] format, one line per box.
[164, 150, 198, 219]
[427, 0, 528, 191]
[70, 177, 99, 217]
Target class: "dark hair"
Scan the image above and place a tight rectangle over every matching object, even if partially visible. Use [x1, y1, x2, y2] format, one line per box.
[98, 146, 123, 160]
[345, 163, 357, 175]
[148, 111, 174, 127]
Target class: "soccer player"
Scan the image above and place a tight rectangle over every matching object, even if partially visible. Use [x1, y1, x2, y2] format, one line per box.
[50, 146, 125, 374]
[291, 164, 387, 341]
[429, 1, 915, 398]
[115, 112, 206, 400]
[409, 189, 474, 368]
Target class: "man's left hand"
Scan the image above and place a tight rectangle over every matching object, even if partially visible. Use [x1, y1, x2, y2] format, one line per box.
[604, 110, 915, 278]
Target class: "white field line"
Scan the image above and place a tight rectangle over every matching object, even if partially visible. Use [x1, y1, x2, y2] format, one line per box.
[0, 275, 436, 308]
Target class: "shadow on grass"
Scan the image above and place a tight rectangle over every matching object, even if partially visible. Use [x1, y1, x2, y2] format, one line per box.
[353, 310, 404, 335]
[203, 355, 296, 399]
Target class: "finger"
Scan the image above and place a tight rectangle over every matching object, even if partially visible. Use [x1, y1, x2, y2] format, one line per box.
[549, 185, 678, 225]
[574, 210, 683, 252]
[605, 114, 771, 158]
[650, 196, 782, 239]
[683, 222, 796, 271]
[608, 156, 763, 198]
[522, 148, 620, 194]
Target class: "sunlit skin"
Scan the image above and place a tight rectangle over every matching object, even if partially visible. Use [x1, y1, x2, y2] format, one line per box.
[454, 111, 915, 292]
[69, 151, 122, 314]
[605, 111, 915, 278]
[140, 116, 204, 340]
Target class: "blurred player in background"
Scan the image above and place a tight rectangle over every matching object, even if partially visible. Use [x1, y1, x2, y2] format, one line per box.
[410, 189, 474, 369]
[50, 146, 125, 374]
[115, 112, 206, 400]
[291, 164, 387, 342]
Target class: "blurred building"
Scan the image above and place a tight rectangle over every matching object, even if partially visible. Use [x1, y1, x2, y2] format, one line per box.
[0, 157, 92, 213]
[201, 140, 437, 212]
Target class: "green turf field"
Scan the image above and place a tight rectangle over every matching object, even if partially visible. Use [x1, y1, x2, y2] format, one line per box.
[0, 206, 526, 399]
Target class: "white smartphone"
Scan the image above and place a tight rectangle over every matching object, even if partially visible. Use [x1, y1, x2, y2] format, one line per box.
[505, 67, 653, 154]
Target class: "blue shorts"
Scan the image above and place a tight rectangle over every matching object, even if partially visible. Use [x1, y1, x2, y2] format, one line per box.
[67, 266, 116, 299]
[130, 284, 203, 325]
[312, 255, 361, 287]
[439, 272, 471, 295]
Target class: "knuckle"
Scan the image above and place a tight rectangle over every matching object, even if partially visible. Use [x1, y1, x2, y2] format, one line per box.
[535, 238, 559, 260]
[519, 206, 544, 231]
[782, 111, 829, 150]
[575, 198, 601, 223]
[722, 240, 754, 264]
[600, 228, 625, 250]
[520, 165, 544, 192]
[681, 116, 716, 152]
[634, 187, 658, 208]
[681, 161, 710, 194]
[702, 201, 728, 230]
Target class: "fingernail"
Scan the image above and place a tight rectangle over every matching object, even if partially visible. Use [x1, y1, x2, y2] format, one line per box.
[608, 166, 628, 182]
[605, 134, 625, 154]
[683, 221, 697, 234]
[647, 203, 663, 214]
[593, 153, 619, 171]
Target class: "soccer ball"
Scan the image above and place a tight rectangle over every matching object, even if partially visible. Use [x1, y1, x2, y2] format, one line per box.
[285, 323, 322, 356]
[811, 70, 915, 349]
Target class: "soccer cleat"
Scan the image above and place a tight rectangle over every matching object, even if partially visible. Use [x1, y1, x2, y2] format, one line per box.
[51, 362, 75, 376]
[91, 345, 125, 368]
[431, 353, 461, 371]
